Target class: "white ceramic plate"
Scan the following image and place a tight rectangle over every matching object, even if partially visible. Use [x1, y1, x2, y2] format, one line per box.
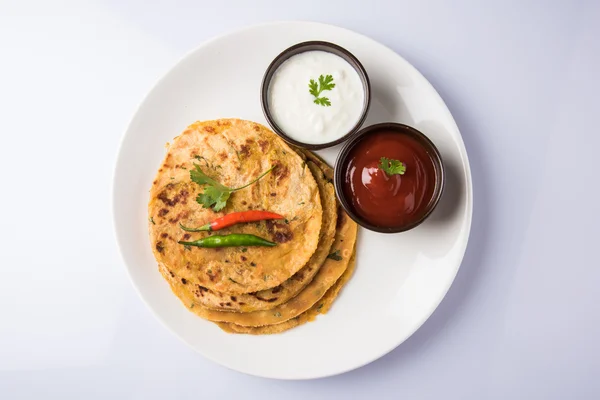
[113, 21, 472, 380]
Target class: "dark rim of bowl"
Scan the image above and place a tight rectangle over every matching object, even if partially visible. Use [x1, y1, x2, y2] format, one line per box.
[260, 41, 371, 150]
[334, 122, 446, 233]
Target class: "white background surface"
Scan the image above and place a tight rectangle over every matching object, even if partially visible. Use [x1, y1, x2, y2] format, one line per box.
[1, 0, 599, 398]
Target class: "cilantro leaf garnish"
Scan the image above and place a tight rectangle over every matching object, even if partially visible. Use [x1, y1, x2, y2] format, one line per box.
[379, 157, 406, 176]
[318, 74, 335, 91]
[190, 164, 274, 212]
[313, 97, 331, 106]
[308, 79, 319, 97]
[190, 164, 226, 188]
[327, 250, 342, 261]
[309, 74, 335, 106]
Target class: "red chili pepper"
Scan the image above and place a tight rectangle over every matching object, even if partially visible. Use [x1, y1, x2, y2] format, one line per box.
[179, 210, 284, 232]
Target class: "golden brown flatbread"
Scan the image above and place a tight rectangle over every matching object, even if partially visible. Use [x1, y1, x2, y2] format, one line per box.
[187, 160, 337, 312]
[159, 206, 358, 326]
[217, 250, 356, 334]
[149, 119, 323, 294]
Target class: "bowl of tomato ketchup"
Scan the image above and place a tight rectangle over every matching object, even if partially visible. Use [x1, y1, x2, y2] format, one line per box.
[334, 123, 444, 233]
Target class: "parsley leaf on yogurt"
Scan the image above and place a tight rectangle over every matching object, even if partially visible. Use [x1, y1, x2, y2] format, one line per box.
[309, 74, 335, 106]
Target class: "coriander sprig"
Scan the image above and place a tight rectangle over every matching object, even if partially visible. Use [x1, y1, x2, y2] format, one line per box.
[190, 164, 274, 212]
[309, 74, 335, 106]
[327, 249, 342, 261]
[379, 157, 406, 176]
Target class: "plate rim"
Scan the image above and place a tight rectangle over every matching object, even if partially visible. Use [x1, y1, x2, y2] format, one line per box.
[111, 20, 473, 380]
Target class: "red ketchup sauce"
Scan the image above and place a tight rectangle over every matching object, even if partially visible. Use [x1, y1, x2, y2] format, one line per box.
[342, 131, 438, 228]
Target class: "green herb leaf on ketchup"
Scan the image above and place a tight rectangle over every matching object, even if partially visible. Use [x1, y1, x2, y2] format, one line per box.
[309, 74, 335, 106]
[379, 157, 406, 176]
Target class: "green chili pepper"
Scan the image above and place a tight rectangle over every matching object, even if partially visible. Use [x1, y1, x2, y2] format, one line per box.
[178, 233, 276, 248]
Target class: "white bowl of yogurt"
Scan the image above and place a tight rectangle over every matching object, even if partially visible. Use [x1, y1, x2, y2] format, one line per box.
[261, 41, 371, 149]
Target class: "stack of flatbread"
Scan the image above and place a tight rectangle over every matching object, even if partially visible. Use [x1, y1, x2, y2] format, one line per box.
[148, 119, 357, 334]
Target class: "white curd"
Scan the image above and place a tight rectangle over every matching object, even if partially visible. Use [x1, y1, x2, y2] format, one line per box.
[268, 51, 365, 145]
